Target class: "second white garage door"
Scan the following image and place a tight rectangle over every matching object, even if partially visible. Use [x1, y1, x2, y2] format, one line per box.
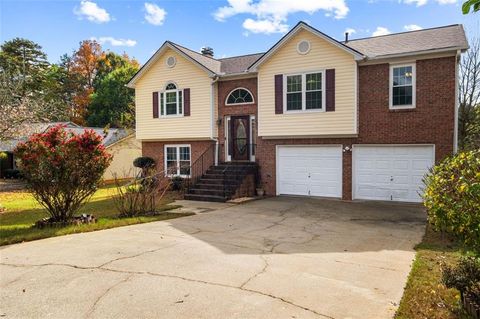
[277, 145, 342, 198]
[353, 145, 434, 203]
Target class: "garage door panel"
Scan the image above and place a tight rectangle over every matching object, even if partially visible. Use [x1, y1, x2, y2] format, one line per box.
[412, 159, 431, 170]
[393, 160, 409, 169]
[354, 145, 434, 203]
[375, 160, 390, 169]
[277, 146, 342, 198]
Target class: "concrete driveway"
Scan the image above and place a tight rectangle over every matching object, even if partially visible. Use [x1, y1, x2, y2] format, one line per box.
[0, 197, 425, 319]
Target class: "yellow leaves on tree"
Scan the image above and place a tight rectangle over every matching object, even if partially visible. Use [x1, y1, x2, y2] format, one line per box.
[70, 40, 102, 124]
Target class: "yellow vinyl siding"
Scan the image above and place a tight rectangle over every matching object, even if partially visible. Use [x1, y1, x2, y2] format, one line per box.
[103, 135, 142, 180]
[135, 48, 212, 140]
[258, 29, 357, 137]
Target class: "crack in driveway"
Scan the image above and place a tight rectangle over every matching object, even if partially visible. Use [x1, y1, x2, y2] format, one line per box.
[0, 261, 334, 318]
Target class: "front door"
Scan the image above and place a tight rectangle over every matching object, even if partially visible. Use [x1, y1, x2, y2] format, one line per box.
[230, 115, 250, 161]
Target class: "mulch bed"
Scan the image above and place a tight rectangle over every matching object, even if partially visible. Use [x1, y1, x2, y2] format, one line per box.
[34, 214, 97, 228]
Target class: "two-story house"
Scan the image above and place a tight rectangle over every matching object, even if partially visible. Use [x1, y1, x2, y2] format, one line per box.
[127, 21, 468, 203]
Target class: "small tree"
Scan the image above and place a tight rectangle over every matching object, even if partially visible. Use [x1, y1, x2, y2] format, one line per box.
[15, 125, 112, 222]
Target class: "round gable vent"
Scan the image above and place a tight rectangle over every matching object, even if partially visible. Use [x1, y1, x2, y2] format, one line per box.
[166, 56, 176, 68]
[297, 40, 311, 55]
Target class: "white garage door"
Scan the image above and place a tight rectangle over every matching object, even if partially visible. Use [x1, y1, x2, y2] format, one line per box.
[353, 145, 434, 203]
[277, 146, 342, 198]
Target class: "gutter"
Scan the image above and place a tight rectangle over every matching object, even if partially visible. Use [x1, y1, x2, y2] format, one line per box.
[365, 46, 468, 61]
[454, 49, 461, 153]
[210, 75, 219, 165]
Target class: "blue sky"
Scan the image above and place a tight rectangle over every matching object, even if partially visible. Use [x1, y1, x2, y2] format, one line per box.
[1, 0, 478, 64]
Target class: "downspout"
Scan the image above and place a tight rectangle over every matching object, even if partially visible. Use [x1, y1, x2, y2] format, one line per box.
[454, 50, 460, 153]
[210, 75, 219, 165]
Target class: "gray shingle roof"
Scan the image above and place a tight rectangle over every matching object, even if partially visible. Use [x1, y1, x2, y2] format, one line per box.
[344, 24, 468, 59]
[128, 23, 467, 86]
[0, 123, 131, 152]
[219, 53, 264, 75]
[169, 42, 222, 74]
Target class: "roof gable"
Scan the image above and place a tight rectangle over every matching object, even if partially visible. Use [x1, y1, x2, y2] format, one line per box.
[248, 22, 365, 71]
[127, 41, 219, 88]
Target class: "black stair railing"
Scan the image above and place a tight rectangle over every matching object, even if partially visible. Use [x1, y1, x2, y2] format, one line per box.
[185, 143, 216, 191]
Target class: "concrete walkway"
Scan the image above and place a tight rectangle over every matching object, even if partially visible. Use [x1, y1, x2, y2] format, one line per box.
[0, 197, 425, 319]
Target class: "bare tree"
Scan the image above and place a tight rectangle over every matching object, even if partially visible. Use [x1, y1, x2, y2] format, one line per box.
[459, 37, 480, 150]
[0, 74, 49, 141]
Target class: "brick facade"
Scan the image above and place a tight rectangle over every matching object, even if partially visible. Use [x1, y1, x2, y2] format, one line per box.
[217, 78, 258, 162]
[141, 56, 456, 201]
[142, 140, 214, 173]
[255, 56, 456, 199]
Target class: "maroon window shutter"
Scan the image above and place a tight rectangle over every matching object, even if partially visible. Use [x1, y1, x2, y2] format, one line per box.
[326, 69, 335, 112]
[152, 92, 159, 118]
[183, 88, 190, 116]
[274, 74, 283, 114]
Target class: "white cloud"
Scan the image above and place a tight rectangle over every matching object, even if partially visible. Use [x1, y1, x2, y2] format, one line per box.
[92, 37, 137, 47]
[214, 0, 349, 34]
[74, 0, 111, 23]
[402, 0, 456, 5]
[404, 24, 422, 31]
[144, 2, 166, 26]
[345, 27, 356, 34]
[372, 27, 391, 37]
[436, 0, 457, 4]
[403, 0, 428, 6]
[243, 18, 288, 34]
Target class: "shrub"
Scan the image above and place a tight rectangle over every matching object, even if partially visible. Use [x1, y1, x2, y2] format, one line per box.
[3, 168, 21, 179]
[442, 256, 480, 314]
[170, 176, 184, 191]
[423, 150, 480, 249]
[15, 125, 112, 222]
[442, 256, 480, 295]
[133, 156, 155, 169]
[113, 171, 171, 217]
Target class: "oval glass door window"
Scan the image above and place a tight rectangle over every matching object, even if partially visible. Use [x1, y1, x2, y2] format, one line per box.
[236, 121, 247, 154]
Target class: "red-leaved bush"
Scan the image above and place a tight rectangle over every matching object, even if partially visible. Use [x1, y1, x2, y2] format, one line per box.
[15, 125, 112, 222]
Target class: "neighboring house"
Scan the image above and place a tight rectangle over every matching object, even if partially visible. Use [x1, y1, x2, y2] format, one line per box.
[0, 122, 141, 181]
[127, 21, 468, 203]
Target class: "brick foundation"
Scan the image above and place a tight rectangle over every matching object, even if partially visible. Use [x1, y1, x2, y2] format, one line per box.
[142, 140, 215, 173]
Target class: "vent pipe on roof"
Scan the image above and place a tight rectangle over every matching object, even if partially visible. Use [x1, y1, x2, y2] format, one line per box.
[345, 32, 349, 43]
[201, 47, 214, 58]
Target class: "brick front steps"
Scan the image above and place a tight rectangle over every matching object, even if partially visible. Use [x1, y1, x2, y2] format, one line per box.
[184, 162, 257, 202]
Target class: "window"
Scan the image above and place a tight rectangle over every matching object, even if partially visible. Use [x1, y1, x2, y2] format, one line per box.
[390, 63, 415, 109]
[165, 145, 191, 177]
[226, 88, 254, 105]
[160, 82, 183, 116]
[285, 71, 324, 112]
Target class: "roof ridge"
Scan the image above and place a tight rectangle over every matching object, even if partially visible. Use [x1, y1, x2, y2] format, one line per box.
[168, 41, 220, 62]
[345, 24, 461, 42]
[218, 52, 265, 60]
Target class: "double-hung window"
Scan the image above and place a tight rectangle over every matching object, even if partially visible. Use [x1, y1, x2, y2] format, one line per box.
[390, 63, 415, 109]
[160, 83, 183, 116]
[165, 145, 190, 177]
[285, 71, 324, 112]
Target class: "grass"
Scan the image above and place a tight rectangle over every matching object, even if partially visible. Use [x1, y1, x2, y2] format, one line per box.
[395, 225, 474, 319]
[0, 185, 189, 246]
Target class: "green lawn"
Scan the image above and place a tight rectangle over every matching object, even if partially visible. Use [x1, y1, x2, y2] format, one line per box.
[396, 225, 474, 319]
[0, 185, 188, 246]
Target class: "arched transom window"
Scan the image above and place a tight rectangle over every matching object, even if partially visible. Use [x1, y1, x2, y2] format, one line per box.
[226, 88, 254, 105]
[160, 82, 182, 116]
